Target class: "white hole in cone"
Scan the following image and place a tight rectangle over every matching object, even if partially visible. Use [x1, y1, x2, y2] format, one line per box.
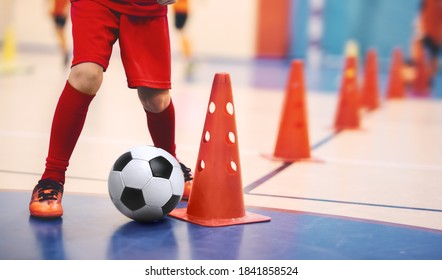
[226, 131, 235, 144]
[227, 161, 237, 174]
[225, 102, 234, 115]
[209, 102, 216, 114]
[204, 131, 210, 143]
[198, 160, 205, 172]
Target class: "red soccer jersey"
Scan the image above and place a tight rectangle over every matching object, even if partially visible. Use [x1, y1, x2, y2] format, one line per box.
[73, 0, 167, 17]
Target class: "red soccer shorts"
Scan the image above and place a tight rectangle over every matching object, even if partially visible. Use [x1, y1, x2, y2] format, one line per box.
[71, 0, 171, 89]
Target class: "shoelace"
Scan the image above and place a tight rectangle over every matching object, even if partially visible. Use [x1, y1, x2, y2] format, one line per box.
[36, 181, 63, 201]
[180, 163, 193, 182]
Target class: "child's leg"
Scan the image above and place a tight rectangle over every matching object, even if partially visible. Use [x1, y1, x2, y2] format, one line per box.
[428, 43, 440, 83]
[30, 0, 120, 217]
[138, 87, 176, 158]
[120, 13, 192, 199]
[429, 56, 439, 80]
[41, 80, 95, 184]
[42, 62, 103, 183]
[119, 13, 175, 155]
[139, 91, 193, 199]
[41, 0, 119, 183]
[31, 63, 101, 218]
[421, 36, 440, 85]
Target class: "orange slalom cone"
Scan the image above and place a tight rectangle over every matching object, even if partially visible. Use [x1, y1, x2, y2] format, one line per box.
[361, 49, 380, 110]
[333, 55, 361, 130]
[169, 73, 271, 227]
[412, 44, 430, 96]
[264, 60, 311, 161]
[386, 48, 406, 99]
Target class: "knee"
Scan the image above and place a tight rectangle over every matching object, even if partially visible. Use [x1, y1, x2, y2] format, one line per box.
[68, 63, 103, 95]
[138, 87, 171, 113]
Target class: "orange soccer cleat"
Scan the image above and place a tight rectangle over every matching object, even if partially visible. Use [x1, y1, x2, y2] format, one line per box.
[29, 178, 64, 218]
[179, 162, 193, 200]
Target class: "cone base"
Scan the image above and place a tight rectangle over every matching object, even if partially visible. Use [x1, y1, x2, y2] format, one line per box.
[169, 208, 271, 227]
[261, 153, 323, 163]
[333, 125, 361, 132]
[411, 89, 430, 97]
[362, 105, 380, 112]
[387, 95, 406, 100]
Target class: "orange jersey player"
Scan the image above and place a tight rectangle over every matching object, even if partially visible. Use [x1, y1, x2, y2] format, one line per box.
[29, 0, 193, 218]
[420, 0, 442, 49]
[49, 0, 70, 65]
[410, 0, 442, 86]
[172, 0, 193, 77]
[173, 0, 190, 47]
[173, 0, 189, 14]
[51, 0, 70, 17]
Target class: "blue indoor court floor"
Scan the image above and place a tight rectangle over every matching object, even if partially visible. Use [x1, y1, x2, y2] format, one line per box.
[1, 50, 442, 261]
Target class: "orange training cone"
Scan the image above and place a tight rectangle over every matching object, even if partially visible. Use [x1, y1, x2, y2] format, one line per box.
[412, 43, 430, 96]
[361, 49, 380, 110]
[386, 48, 406, 99]
[264, 60, 311, 161]
[333, 55, 361, 130]
[169, 73, 270, 227]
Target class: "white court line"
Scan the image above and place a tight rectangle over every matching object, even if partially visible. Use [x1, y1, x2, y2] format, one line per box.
[179, 143, 261, 156]
[322, 157, 442, 172]
[0, 129, 147, 146]
[0, 129, 260, 155]
[0, 130, 47, 139]
[9, 130, 440, 172]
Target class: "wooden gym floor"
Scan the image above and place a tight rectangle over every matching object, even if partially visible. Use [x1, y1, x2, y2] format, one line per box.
[0, 49, 441, 260]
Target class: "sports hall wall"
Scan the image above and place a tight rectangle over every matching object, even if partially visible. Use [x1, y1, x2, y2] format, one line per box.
[1, 0, 422, 65]
[259, 0, 421, 68]
[317, 0, 420, 68]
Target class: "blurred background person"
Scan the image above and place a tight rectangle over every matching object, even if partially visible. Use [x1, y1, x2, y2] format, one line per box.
[406, 0, 442, 87]
[49, 0, 70, 66]
[172, 0, 194, 78]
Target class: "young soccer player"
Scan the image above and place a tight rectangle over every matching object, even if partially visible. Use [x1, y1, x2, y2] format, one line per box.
[407, 0, 442, 86]
[49, 0, 70, 66]
[30, 0, 193, 218]
[172, 0, 194, 77]
[173, 0, 191, 58]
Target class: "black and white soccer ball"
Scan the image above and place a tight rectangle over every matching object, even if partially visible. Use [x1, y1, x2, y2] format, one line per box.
[108, 146, 184, 222]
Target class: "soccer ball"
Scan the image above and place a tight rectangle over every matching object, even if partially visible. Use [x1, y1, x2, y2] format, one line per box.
[108, 145, 184, 222]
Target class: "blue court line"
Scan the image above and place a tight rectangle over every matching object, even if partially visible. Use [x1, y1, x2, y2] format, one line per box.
[247, 192, 442, 213]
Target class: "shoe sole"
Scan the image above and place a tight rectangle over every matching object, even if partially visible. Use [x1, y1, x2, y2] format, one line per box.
[30, 211, 63, 218]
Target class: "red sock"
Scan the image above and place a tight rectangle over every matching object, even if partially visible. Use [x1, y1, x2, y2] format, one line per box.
[42, 81, 94, 184]
[145, 100, 176, 157]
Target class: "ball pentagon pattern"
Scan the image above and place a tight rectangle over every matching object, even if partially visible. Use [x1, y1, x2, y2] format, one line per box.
[108, 146, 184, 222]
